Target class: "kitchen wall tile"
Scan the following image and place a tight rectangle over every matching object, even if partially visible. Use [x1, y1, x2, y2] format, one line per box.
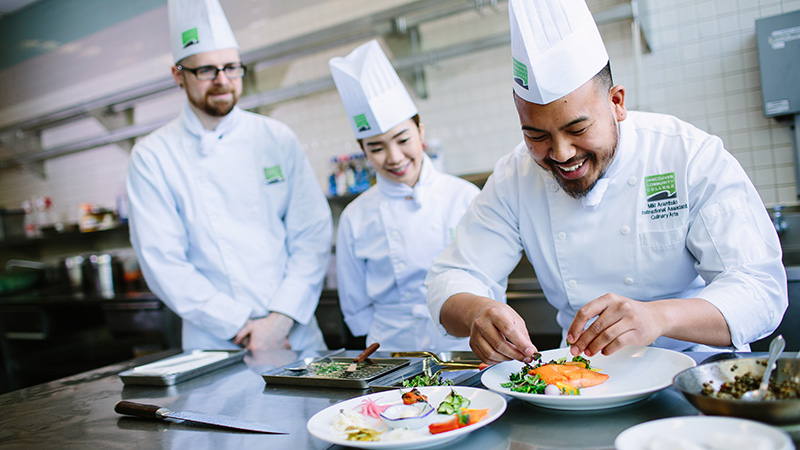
[776, 165, 796, 185]
[771, 127, 794, 147]
[776, 186, 795, 205]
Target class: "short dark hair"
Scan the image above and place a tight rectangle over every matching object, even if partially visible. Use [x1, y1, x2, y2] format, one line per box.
[357, 114, 421, 148]
[593, 61, 613, 93]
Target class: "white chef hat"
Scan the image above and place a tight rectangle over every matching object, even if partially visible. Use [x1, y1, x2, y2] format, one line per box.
[329, 40, 418, 139]
[509, 0, 609, 105]
[168, 0, 239, 63]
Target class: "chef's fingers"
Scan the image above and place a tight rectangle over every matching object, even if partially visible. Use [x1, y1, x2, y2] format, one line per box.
[592, 329, 639, 356]
[471, 305, 537, 363]
[567, 294, 616, 356]
[580, 315, 628, 357]
[473, 326, 535, 364]
[470, 342, 499, 364]
[470, 334, 520, 364]
[232, 320, 254, 347]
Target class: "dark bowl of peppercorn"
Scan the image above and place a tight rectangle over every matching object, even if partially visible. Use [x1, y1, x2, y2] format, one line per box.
[673, 357, 800, 424]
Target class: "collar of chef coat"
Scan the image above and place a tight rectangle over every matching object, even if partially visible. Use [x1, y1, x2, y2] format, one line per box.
[375, 153, 435, 208]
[181, 103, 241, 155]
[579, 119, 632, 208]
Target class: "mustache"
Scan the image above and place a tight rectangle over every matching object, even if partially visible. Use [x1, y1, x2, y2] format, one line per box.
[207, 88, 234, 95]
[546, 153, 594, 167]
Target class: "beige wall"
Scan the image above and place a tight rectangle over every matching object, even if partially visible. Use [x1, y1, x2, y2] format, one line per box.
[1, 0, 799, 225]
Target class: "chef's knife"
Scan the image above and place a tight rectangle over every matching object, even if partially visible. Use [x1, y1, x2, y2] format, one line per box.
[114, 401, 289, 434]
[347, 342, 380, 372]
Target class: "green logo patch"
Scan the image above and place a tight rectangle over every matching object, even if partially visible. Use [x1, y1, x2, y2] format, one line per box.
[263, 165, 284, 184]
[512, 58, 528, 90]
[182, 28, 199, 49]
[353, 114, 371, 133]
[645, 172, 677, 201]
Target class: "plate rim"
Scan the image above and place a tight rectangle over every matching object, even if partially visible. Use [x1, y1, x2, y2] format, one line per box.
[614, 415, 794, 450]
[306, 385, 507, 449]
[480, 346, 697, 410]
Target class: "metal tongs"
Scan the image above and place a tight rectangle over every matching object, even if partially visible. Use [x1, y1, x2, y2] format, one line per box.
[389, 351, 482, 370]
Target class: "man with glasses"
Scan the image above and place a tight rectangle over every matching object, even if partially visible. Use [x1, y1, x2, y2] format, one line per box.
[126, 0, 332, 352]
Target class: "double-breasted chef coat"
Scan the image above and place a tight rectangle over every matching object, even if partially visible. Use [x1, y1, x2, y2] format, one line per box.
[336, 154, 480, 351]
[127, 104, 333, 351]
[427, 111, 787, 352]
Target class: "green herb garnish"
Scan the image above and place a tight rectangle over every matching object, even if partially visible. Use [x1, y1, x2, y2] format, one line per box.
[402, 373, 453, 388]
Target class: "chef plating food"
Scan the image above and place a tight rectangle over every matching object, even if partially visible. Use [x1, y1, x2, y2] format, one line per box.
[426, 0, 788, 364]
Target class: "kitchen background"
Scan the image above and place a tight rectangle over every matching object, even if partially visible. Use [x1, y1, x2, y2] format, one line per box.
[1, 0, 799, 393]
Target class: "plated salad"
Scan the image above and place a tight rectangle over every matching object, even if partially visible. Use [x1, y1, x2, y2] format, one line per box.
[501, 352, 608, 395]
[329, 388, 489, 442]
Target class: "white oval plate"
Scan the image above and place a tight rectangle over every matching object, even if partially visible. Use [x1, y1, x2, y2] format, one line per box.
[615, 416, 794, 450]
[481, 346, 696, 410]
[306, 386, 506, 450]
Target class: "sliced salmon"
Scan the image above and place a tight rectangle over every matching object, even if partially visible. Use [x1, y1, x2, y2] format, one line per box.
[528, 364, 609, 389]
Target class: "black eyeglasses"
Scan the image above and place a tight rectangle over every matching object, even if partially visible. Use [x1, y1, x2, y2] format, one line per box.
[177, 63, 247, 80]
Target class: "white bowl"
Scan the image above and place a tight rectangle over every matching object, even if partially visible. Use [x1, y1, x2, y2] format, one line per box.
[379, 402, 434, 429]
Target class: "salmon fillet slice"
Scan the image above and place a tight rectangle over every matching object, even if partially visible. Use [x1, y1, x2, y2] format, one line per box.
[529, 364, 609, 389]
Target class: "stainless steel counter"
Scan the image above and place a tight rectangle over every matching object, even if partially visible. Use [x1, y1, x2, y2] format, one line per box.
[1, 349, 799, 450]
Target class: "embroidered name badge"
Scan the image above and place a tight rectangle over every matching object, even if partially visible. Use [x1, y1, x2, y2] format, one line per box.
[263, 165, 284, 184]
[641, 172, 688, 221]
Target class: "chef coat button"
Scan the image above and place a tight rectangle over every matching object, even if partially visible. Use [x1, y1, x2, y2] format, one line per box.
[549, 183, 559, 192]
[624, 277, 634, 285]
[390, 230, 400, 239]
[620, 226, 630, 235]
[628, 176, 637, 186]
[396, 263, 406, 272]
[557, 231, 567, 240]
[432, 223, 441, 231]
[403, 292, 411, 299]
[568, 279, 577, 288]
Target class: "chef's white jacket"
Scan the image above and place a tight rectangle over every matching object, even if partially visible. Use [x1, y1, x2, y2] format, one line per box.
[427, 111, 787, 351]
[336, 155, 480, 351]
[127, 104, 333, 351]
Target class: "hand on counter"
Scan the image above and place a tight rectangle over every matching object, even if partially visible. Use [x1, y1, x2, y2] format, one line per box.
[233, 312, 293, 351]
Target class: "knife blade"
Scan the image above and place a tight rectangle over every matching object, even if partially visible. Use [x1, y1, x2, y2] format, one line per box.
[347, 342, 381, 372]
[114, 400, 289, 434]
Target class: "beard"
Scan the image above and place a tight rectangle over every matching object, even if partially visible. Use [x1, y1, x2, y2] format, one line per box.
[547, 121, 619, 199]
[189, 88, 238, 117]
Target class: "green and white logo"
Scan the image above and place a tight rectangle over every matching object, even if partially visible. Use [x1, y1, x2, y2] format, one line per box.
[353, 114, 371, 133]
[263, 165, 284, 184]
[182, 28, 199, 49]
[645, 172, 677, 201]
[512, 58, 529, 90]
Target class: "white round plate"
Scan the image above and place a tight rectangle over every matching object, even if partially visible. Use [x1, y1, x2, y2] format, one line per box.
[481, 345, 696, 410]
[615, 416, 794, 450]
[306, 386, 506, 450]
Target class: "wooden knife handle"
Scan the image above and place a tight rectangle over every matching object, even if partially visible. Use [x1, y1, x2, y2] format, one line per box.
[354, 342, 380, 363]
[115, 401, 165, 419]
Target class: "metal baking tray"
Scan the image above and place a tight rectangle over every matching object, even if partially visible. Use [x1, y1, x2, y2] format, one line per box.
[262, 357, 410, 389]
[119, 349, 245, 386]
